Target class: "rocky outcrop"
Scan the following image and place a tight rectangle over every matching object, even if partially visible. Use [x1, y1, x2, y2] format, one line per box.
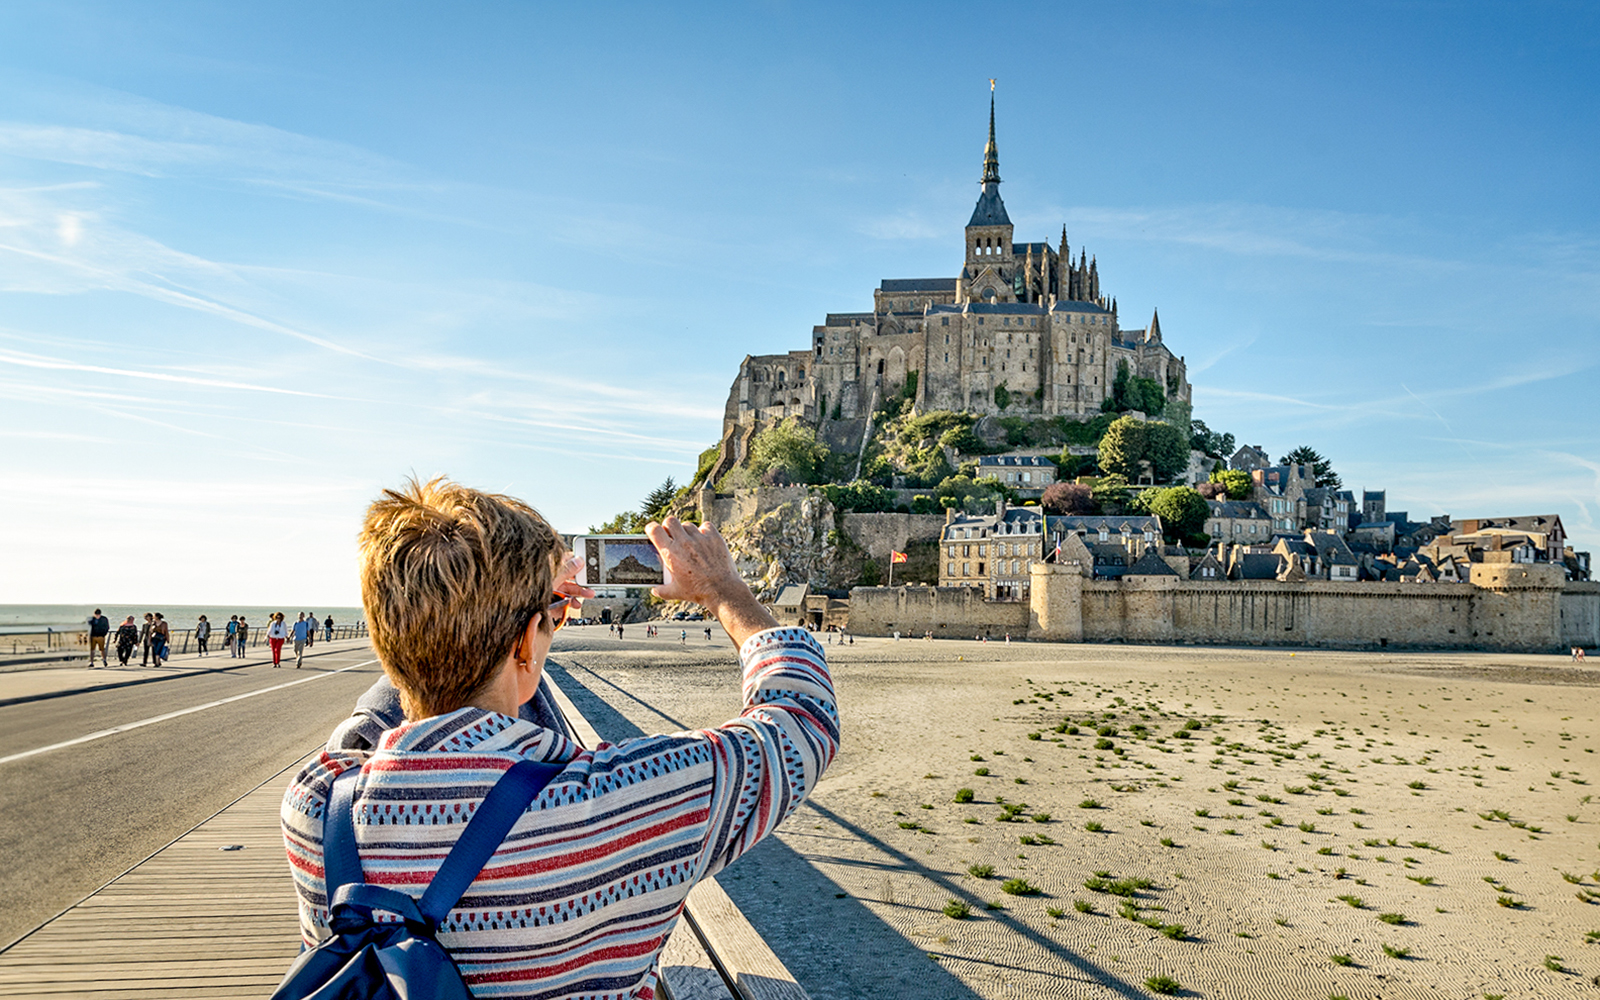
[720, 492, 868, 601]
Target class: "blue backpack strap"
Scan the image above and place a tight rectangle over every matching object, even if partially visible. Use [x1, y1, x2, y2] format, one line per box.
[321, 765, 366, 896]
[417, 759, 564, 928]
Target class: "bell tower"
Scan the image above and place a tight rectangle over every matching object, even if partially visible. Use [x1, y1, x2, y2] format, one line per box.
[963, 81, 1014, 304]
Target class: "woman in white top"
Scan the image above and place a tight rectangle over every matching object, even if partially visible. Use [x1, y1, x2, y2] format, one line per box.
[266, 612, 289, 667]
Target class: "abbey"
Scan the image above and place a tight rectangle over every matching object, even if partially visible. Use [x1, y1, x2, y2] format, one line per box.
[714, 92, 1191, 476]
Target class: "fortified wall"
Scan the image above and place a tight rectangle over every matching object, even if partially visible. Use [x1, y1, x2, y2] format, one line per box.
[850, 562, 1600, 652]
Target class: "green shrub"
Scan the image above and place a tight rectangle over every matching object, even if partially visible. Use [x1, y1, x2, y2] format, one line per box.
[954, 788, 975, 803]
[942, 899, 971, 919]
[1000, 878, 1038, 896]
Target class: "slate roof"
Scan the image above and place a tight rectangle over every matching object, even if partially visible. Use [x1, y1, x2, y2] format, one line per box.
[1126, 550, 1180, 577]
[823, 313, 874, 326]
[1048, 299, 1112, 315]
[1046, 515, 1161, 536]
[1206, 500, 1269, 520]
[1233, 553, 1285, 580]
[880, 278, 959, 293]
[774, 584, 809, 607]
[1305, 532, 1359, 565]
[943, 507, 1044, 539]
[977, 455, 1057, 468]
[1189, 552, 1225, 580]
[968, 187, 1012, 227]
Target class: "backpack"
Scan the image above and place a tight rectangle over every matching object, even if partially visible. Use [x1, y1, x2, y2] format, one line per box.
[271, 757, 563, 1000]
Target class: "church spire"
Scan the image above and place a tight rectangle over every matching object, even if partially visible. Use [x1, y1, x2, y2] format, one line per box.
[981, 80, 1001, 185]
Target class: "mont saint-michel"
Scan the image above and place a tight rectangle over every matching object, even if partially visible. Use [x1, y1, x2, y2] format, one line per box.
[710, 92, 1189, 484]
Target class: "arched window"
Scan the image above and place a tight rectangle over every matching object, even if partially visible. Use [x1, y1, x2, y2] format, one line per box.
[796, 366, 805, 379]
[877, 358, 885, 376]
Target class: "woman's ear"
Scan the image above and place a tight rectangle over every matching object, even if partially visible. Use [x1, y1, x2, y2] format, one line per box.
[517, 612, 545, 665]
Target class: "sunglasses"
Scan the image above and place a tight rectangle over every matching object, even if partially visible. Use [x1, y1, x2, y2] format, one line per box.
[546, 593, 579, 631]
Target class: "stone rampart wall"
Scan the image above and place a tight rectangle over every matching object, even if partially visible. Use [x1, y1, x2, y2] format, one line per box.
[845, 570, 1600, 653]
[704, 486, 810, 529]
[841, 512, 947, 564]
[1561, 583, 1600, 647]
[847, 586, 1029, 638]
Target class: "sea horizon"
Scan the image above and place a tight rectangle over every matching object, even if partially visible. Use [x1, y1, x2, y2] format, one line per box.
[0, 603, 367, 635]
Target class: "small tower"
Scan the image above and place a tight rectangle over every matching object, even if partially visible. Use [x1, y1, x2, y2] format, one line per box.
[963, 81, 1015, 303]
[1146, 308, 1162, 344]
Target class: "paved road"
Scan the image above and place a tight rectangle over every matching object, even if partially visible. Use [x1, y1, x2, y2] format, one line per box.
[0, 645, 385, 948]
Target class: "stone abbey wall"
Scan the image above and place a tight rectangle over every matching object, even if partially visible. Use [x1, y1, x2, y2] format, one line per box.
[848, 562, 1597, 653]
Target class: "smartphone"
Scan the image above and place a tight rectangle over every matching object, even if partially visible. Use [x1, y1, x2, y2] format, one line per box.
[571, 535, 672, 588]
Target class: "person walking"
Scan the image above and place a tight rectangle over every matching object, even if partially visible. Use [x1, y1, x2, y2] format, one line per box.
[226, 615, 239, 657]
[323, 614, 334, 642]
[305, 612, 316, 648]
[151, 613, 171, 664]
[86, 609, 110, 667]
[195, 615, 211, 656]
[292, 612, 310, 668]
[114, 616, 139, 666]
[236, 616, 250, 656]
[139, 613, 155, 666]
[266, 613, 288, 667]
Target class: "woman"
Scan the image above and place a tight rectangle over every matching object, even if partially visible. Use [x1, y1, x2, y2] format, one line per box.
[152, 613, 171, 664]
[139, 613, 155, 666]
[266, 612, 289, 667]
[114, 616, 139, 666]
[195, 615, 211, 657]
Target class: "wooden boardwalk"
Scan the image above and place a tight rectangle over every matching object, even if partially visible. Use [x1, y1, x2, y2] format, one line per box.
[0, 761, 307, 998]
[0, 678, 806, 1000]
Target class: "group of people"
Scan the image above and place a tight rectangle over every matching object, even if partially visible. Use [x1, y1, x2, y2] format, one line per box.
[85, 609, 337, 667]
[92, 610, 173, 668]
[263, 612, 333, 668]
[618, 623, 715, 642]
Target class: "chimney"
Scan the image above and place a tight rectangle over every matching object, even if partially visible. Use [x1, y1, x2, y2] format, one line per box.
[946, 506, 957, 526]
[996, 497, 1007, 517]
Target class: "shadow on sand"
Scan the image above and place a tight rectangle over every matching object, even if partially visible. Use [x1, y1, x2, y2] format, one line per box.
[545, 659, 1149, 1000]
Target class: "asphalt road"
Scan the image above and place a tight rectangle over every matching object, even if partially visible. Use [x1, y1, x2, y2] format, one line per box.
[0, 645, 385, 948]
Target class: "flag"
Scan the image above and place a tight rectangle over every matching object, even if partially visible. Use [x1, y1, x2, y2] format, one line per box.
[890, 550, 908, 564]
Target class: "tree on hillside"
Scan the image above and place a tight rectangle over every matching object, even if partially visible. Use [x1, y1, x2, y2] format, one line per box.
[1189, 419, 1236, 459]
[1280, 445, 1341, 488]
[1041, 481, 1097, 515]
[1145, 486, 1210, 543]
[640, 477, 677, 522]
[746, 419, 830, 485]
[1208, 468, 1253, 500]
[1098, 415, 1187, 483]
[1105, 360, 1167, 415]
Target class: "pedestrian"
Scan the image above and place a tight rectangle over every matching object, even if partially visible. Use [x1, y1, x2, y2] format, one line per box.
[86, 608, 110, 667]
[617, 623, 625, 639]
[237, 616, 250, 656]
[705, 626, 712, 641]
[114, 616, 139, 666]
[139, 613, 155, 666]
[152, 613, 171, 664]
[292, 612, 310, 668]
[226, 615, 239, 657]
[196, 615, 211, 656]
[324, 614, 334, 642]
[305, 612, 316, 648]
[267, 612, 289, 667]
[680, 628, 687, 644]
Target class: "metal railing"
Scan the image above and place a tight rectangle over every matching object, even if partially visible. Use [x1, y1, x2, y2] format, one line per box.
[5, 622, 368, 660]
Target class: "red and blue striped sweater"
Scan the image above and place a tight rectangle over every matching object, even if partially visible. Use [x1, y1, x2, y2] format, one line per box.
[281, 626, 837, 1000]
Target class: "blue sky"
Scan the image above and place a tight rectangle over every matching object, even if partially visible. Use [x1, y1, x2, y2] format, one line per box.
[1, 1, 1596, 604]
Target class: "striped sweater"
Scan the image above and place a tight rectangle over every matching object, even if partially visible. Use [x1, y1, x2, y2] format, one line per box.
[280, 627, 837, 1000]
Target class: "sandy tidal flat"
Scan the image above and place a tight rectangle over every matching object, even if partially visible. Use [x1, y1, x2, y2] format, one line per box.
[550, 629, 1600, 1000]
